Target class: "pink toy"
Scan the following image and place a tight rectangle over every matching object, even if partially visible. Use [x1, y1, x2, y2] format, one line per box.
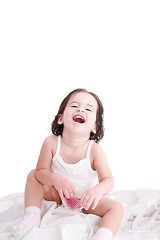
[63, 196, 82, 209]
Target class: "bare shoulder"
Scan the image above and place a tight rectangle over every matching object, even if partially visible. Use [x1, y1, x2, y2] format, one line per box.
[91, 142, 106, 158]
[90, 142, 107, 170]
[36, 135, 59, 170]
[91, 141, 113, 180]
[43, 134, 58, 144]
[42, 134, 58, 156]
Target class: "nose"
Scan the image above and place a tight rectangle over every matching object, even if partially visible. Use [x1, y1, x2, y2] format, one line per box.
[77, 107, 84, 113]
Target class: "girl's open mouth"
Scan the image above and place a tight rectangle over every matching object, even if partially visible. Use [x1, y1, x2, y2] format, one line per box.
[73, 115, 85, 124]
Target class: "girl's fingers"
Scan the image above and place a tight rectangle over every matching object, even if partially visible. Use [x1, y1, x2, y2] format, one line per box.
[91, 196, 100, 210]
[63, 188, 70, 199]
[84, 195, 95, 210]
[81, 193, 88, 207]
[81, 191, 101, 210]
[63, 184, 75, 199]
[81, 193, 93, 210]
[71, 185, 76, 196]
[68, 185, 75, 198]
[59, 189, 64, 201]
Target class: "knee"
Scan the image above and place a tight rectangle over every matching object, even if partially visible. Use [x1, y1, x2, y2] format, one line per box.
[27, 169, 36, 182]
[113, 201, 125, 217]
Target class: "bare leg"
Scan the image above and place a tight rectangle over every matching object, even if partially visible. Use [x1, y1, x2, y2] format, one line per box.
[24, 169, 44, 208]
[25, 169, 61, 207]
[9, 169, 61, 239]
[83, 197, 124, 238]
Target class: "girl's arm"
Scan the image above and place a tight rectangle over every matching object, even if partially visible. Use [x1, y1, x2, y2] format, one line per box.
[35, 136, 56, 185]
[81, 143, 114, 210]
[92, 143, 114, 194]
[35, 136, 75, 199]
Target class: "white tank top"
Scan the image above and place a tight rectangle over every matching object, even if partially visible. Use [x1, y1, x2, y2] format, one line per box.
[51, 135, 99, 198]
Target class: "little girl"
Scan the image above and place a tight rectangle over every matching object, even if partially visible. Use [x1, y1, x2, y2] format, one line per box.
[9, 88, 124, 240]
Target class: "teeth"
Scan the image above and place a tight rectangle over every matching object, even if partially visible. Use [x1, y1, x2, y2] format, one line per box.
[76, 116, 83, 120]
[73, 115, 85, 123]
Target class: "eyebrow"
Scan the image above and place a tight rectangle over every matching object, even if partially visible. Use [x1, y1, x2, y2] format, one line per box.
[86, 104, 95, 111]
[69, 101, 79, 105]
[69, 101, 95, 111]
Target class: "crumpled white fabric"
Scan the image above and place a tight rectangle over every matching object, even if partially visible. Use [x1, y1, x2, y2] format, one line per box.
[0, 194, 100, 240]
[0, 189, 160, 240]
[111, 189, 160, 239]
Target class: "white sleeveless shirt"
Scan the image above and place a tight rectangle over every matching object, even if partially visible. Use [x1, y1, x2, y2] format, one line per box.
[51, 135, 99, 198]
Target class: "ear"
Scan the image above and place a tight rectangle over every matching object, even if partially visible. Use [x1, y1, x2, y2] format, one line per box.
[57, 114, 63, 125]
[92, 123, 97, 134]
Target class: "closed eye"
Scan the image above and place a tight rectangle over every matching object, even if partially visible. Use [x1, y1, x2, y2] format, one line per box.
[71, 105, 78, 108]
[86, 108, 92, 112]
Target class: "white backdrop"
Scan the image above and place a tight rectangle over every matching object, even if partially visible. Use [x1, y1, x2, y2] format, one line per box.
[0, 1, 160, 197]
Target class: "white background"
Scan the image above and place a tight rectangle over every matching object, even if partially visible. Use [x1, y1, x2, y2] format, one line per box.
[0, 1, 160, 197]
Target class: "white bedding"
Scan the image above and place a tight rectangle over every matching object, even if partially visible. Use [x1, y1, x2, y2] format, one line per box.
[0, 189, 160, 240]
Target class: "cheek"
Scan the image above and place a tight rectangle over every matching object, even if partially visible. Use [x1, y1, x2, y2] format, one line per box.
[88, 114, 97, 126]
[63, 108, 74, 122]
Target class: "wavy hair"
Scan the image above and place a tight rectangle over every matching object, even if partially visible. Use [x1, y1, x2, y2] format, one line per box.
[51, 88, 104, 143]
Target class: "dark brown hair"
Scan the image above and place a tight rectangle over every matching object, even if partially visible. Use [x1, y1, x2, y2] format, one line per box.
[51, 88, 104, 143]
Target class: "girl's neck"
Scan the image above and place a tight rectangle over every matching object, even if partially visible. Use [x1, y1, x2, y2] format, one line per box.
[62, 131, 90, 148]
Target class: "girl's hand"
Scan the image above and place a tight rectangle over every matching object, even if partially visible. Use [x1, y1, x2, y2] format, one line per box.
[53, 173, 75, 200]
[81, 185, 104, 210]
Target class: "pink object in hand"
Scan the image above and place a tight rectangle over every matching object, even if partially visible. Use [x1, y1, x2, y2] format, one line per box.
[63, 196, 82, 209]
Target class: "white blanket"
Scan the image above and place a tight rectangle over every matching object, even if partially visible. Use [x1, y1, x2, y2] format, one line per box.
[0, 189, 160, 240]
